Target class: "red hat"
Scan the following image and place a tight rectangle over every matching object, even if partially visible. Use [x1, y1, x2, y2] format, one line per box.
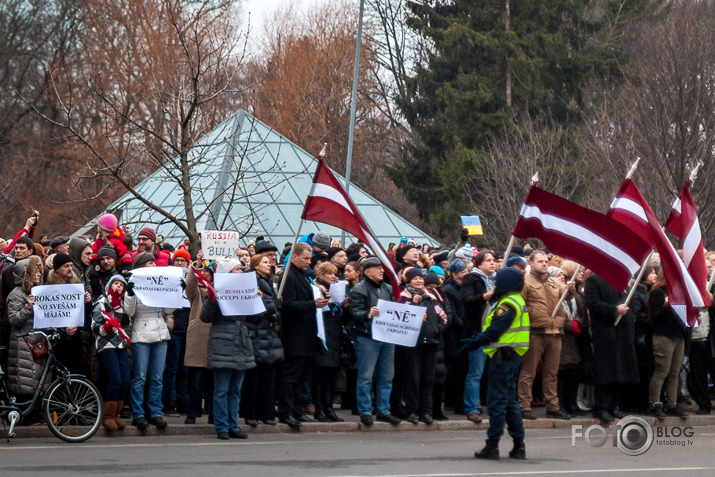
[173, 249, 191, 263]
[138, 227, 157, 243]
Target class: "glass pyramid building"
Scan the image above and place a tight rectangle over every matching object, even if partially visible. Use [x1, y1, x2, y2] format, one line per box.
[80, 110, 438, 249]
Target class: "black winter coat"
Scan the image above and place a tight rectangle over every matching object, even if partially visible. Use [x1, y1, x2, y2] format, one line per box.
[461, 272, 489, 338]
[648, 286, 686, 339]
[241, 275, 284, 365]
[349, 278, 393, 339]
[314, 303, 343, 368]
[442, 278, 464, 360]
[279, 266, 319, 357]
[584, 275, 638, 385]
[630, 281, 653, 364]
[200, 298, 256, 371]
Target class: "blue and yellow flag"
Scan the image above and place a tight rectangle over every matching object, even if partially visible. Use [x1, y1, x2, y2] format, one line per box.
[461, 215, 483, 236]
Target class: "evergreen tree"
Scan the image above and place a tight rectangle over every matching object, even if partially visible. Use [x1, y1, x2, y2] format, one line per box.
[392, 0, 656, 238]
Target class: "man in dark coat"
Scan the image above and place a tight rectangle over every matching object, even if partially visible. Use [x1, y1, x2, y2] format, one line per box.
[584, 273, 639, 422]
[277, 242, 329, 430]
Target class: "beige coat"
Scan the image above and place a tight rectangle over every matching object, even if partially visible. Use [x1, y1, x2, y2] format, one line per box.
[521, 270, 566, 333]
[184, 261, 211, 368]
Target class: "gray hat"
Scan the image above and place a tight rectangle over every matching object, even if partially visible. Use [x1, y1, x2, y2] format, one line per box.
[216, 257, 242, 273]
[132, 251, 155, 269]
[361, 257, 382, 269]
[255, 240, 278, 254]
[105, 274, 127, 293]
[312, 231, 331, 250]
[50, 236, 70, 249]
[455, 246, 474, 262]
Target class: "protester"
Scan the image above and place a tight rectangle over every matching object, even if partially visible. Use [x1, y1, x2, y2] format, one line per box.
[349, 257, 401, 426]
[240, 253, 284, 426]
[201, 256, 256, 439]
[91, 214, 133, 274]
[124, 252, 175, 430]
[92, 274, 132, 431]
[133, 227, 171, 266]
[442, 259, 469, 417]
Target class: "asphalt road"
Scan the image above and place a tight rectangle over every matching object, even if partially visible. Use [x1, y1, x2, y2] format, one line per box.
[1, 426, 714, 477]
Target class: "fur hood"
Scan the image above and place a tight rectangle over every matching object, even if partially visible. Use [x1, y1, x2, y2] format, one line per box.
[47, 268, 82, 285]
[20, 256, 44, 294]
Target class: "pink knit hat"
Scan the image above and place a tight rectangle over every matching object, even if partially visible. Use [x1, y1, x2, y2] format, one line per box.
[97, 214, 118, 233]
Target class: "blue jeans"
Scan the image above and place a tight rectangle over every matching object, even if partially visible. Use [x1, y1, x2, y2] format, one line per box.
[98, 348, 131, 401]
[131, 341, 168, 419]
[464, 348, 487, 414]
[213, 368, 245, 433]
[162, 333, 188, 408]
[355, 336, 395, 416]
[486, 353, 524, 440]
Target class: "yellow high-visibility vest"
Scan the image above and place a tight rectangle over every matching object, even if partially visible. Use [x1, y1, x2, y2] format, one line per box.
[482, 293, 530, 357]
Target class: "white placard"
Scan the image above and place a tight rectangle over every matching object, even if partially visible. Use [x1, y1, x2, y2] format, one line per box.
[312, 285, 328, 350]
[131, 266, 185, 308]
[31, 284, 85, 329]
[329, 281, 347, 305]
[214, 272, 266, 316]
[371, 299, 425, 347]
[202, 230, 240, 260]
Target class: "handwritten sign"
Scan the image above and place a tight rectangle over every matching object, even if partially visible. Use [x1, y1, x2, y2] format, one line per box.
[32, 284, 85, 329]
[202, 230, 240, 260]
[371, 299, 425, 347]
[214, 272, 266, 316]
[131, 266, 184, 308]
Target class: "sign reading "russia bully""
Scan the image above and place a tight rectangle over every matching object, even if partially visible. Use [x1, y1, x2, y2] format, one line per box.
[214, 272, 266, 316]
[371, 299, 425, 347]
[202, 230, 240, 260]
[32, 283, 85, 329]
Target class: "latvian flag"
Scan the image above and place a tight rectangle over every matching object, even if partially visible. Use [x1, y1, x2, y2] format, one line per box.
[665, 180, 711, 303]
[302, 159, 401, 300]
[609, 179, 708, 326]
[512, 185, 651, 292]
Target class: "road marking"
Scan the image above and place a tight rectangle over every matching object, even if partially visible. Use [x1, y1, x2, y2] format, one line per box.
[0, 439, 334, 451]
[328, 468, 715, 477]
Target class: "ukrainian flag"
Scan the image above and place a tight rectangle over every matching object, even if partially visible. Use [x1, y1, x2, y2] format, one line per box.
[461, 215, 483, 236]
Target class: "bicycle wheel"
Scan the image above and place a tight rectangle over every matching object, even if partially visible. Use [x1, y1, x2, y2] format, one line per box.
[43, 376, 103, 443]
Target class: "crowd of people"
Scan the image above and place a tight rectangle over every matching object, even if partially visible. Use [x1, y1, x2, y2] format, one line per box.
[1, 211, 714, 447]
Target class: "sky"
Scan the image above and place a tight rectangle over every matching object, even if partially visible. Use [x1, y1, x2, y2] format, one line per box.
[239, 0, 328, 31]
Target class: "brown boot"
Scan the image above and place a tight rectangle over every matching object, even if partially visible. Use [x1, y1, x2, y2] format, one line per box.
[103, 401, 118, 431]
[114, 400, 127, 429]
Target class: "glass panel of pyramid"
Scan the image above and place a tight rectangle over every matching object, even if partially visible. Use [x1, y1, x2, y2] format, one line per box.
[84, 110, 438, 250]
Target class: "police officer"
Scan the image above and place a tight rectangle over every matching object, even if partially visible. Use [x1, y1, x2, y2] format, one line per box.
[460, 267, 530, 460]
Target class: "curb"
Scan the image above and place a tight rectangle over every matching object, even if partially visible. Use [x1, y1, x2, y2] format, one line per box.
[11, 414, 715, 440]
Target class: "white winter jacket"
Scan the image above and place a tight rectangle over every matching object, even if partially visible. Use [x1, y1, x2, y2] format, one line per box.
[123, 294, 174, 343]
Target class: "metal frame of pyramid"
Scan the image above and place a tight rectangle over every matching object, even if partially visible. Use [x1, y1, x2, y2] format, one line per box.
[76, 110, 438, 250]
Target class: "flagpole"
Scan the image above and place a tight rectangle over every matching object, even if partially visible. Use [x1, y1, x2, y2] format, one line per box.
[503, 172, 539, 268]
[551, 266, 581, 318]
[278, 145, 328, 301]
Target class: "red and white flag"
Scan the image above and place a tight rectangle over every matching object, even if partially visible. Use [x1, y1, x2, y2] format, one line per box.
[302, 159, 401, 299]
[664, 180, 711, 307]
[192, 266, 217, 301]
[101, 311, 132, 345]
[512, 185, 651, 292]
[608, 179, 708, 326]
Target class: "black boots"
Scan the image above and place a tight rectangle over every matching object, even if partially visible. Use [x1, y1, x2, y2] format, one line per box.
[474, 438, 501, 460]
[509, 438, 526, 460]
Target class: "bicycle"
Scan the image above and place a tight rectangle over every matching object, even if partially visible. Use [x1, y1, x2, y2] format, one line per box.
[0, 328, 103, 443]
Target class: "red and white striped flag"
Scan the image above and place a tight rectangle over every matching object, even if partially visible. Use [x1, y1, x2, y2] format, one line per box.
[512, 185, 651, 292]
[608, 179, 708, 326]
[101, 311, 132, 345]
[302, 159, 401, 300]
[192, 266, 217, 301]
[664, 180, 711, 307]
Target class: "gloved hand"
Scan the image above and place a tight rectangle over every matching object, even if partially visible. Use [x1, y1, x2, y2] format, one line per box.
[102, 322, 115, 334]
[458, 336, 481, 354]
[460, 227, 469, 242]
[571, 320, 581, 336]
[108, 289, 122, 310]
[125, 282, 135, 297]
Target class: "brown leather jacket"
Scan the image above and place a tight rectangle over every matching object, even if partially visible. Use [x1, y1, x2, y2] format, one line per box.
[521, 270, 566, 334]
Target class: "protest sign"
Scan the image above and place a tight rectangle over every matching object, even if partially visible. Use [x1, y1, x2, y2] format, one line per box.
[131, 266, 185, 308]
[371, 299, 425, 347]
[312, 285, 328, 350]
[329, 281, 347, 305]
[202, 230, 240, 260]
[32, 283, 85, 329]
[214, 272, 266, 316]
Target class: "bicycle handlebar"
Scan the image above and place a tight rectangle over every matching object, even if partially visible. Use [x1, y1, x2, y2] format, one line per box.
[16, 329, 61, 341]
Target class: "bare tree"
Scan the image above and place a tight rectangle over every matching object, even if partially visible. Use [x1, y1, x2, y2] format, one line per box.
[583, 0, 715, 242]
[29, 0, 290, 252]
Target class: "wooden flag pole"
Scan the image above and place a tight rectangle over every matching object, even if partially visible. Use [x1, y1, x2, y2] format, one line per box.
[502, 172, 540, 268]
[615, 252, 654, 327]
[551, 266, 581, 318]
